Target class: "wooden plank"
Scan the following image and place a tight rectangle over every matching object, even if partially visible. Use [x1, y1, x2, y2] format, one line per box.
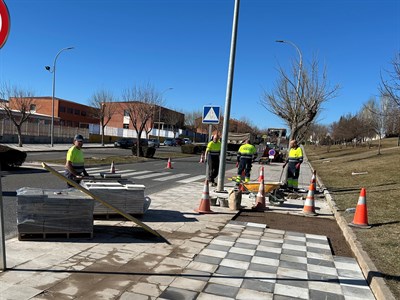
[41, 162, 169, 244]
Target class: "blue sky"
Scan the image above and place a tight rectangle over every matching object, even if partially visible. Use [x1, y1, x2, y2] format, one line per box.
[1, 0, 399, 130]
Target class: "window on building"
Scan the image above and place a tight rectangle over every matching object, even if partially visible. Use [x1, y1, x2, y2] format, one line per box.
[29, 104, 36, 112]
[60, 106, 66, 113]
[67, 107, 73, 114]
[124, 110, 130, 117]
[123, 124, 129, 129]
[81, 110, 87, 116]
[74, 109, 80, 115]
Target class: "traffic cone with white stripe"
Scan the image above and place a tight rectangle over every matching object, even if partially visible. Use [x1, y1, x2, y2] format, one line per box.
[302, 183, 318, 216]
[252, 179, 267, 211]
[199, 152, 205, 163]
[349, 188, 371, 229]
[258, 166, 264, 182]
[195, 180, 215, 214]
[110, 161, 115, 173]
[310, 170, 317, 190]
[166, 157, 173, 169]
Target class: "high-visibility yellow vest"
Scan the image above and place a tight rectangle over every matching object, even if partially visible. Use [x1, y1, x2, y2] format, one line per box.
[206, 141, 221, 155]
[238, 143, 257, 158]
[288, 147, 303, 163]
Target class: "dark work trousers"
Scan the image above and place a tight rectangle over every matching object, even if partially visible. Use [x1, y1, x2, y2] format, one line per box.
[237, 157, 253, 179]
[287, 162, 300, 189]
[207, 154, 220, 183]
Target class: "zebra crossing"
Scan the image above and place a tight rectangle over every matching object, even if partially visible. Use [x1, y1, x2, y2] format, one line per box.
[58, 166, 206, 184]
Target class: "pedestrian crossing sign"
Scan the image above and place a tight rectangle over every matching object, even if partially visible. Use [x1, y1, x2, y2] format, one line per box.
[202, 106, 220, 124]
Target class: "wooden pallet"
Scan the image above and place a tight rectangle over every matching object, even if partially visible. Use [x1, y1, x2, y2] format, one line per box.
[18, 232, 93, 241]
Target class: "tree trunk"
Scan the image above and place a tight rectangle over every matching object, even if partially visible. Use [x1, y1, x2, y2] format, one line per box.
[17, 126, 23, 147]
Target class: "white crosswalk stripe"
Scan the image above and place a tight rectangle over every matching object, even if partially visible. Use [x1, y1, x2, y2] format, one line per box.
[177, 174, 206, 183]
[153, 173, 190, 181]
[131, 172, 171, 179]
[56, 167, 204, 183]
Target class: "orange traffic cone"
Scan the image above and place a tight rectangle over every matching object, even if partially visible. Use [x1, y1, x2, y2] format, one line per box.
[199, 152, 205, 163]
[303, 183, 318, 216]
[349, 188, 371, 229]
[166, 157, 173, 169]
[252, 179, 267, 211]
[110, 161, 115, 174]
[310, 170, 317, 189]
[195, 180, 215, 214]
[258, 166, 264, 182]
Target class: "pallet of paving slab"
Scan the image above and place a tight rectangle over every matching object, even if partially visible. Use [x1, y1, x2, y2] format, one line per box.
[41, 162, 169, 244]
[18, 231, 93, 241]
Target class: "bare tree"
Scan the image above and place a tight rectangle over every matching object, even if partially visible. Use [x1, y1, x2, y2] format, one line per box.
[0, 84, 35, 147]
[89, 89, 116, 146]
[379, 52, 400, 107]
[184, 109, 202, 142]
[163, 108, 184, 139]
[261, 56, 339, 142]
[360, 96, 391, 154]
[122, 83, 163, 157]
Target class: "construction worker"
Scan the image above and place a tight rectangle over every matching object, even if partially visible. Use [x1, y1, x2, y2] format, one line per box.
[65, 134, 89, 187]
[205, 134, 221, 187]
[282, 139, 303, 191]
[236, 139, 257, 184]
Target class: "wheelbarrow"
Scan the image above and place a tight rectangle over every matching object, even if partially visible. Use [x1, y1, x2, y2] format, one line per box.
[242, 181, 285, 206]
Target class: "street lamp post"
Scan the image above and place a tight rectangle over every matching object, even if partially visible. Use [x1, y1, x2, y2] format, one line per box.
[45, 47, 74, 147]
[275, 40, 303, 97]
[157, 87, 173, 140]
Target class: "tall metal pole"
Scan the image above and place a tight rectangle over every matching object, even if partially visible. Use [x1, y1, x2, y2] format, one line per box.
[47, 47, 74, 147]
[217, 0, 240, 192]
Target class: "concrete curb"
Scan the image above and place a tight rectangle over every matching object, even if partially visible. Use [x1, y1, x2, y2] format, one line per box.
[314, 170, 395, 300]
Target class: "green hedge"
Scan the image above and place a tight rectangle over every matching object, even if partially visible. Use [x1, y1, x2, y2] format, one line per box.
[181, 144, 206, 154]
[131, 145, 156, 158]
[0, 145, 27, 169]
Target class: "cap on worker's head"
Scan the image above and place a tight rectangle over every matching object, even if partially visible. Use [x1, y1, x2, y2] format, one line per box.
[74, 134, 84, 142]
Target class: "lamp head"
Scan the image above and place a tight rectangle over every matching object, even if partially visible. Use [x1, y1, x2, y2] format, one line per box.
[45, 66, 51, 71]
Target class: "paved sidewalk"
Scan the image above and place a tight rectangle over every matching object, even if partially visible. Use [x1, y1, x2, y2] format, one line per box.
[0, 154, 376, 299]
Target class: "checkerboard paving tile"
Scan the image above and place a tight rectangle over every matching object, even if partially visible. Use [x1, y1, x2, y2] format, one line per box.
[160, 221, 375, 299]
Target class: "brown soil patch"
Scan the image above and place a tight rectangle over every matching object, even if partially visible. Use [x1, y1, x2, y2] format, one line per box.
[234, 210, 354, 257]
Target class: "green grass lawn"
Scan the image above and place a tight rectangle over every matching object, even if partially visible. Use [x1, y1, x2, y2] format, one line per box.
[305, 137, 400, 298]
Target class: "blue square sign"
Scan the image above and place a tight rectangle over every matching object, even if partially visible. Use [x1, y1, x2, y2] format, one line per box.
[202, 106, 220, 124]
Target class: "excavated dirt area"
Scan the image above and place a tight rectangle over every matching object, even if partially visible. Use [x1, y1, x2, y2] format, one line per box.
[233, 210, 354, 257]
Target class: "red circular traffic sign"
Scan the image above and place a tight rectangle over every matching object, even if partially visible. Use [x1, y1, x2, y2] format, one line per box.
[268, 149, 276, 156]
[0, 0, 10, 48]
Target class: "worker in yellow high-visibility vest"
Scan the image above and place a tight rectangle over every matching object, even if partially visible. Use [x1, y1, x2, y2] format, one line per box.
[205, 134, 221, 187]
[235, 139, 257, 184]
[282, 139, 303, 191]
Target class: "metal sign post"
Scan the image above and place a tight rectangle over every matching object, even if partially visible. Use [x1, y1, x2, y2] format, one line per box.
[0, 165, 6, 271]
[0, 0, 10, 271]
[202, 106, 221, 183]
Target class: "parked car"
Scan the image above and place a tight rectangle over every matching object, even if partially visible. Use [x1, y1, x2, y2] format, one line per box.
[183, 138, 192, 144]
[164, 138, 177, 146]
[134, 138, 150, 147]
[148, 138, 160, 148]
[114, 138, 134, 148]
[174, 138, 184, 146]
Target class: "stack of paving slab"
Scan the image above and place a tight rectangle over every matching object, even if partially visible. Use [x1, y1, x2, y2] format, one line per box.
[16, 187, 94, 239]
[80, 179, 146, 216]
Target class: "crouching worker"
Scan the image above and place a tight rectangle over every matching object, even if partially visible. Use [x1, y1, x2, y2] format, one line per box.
[236, 139, 257, 184]
[65, 134, 89, 187]
[282, 139, 303, 191]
